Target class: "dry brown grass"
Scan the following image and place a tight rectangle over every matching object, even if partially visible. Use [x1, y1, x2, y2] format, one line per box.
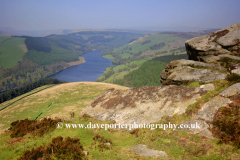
[18, 44, 28, 52]
[32, 82, 128, 98]
[128, 34, 150, 45]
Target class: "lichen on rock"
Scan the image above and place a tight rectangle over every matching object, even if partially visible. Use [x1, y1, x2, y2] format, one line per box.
[185, 23, 240, 62]
[81, 84, 215, 125]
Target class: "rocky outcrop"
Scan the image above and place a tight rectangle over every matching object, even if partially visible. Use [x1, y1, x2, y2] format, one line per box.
[81, 84, 215, 125]
[200, 54, 240, 63]
[130, 144, 169, 159]
[196, 83, 240, 121]
[160, 59, 228, 85]
[185, 23, 240, 62]
[176, 83, 240, 139]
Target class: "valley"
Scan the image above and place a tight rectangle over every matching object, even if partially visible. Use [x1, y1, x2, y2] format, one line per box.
[0, 31, 142, 92]
[0, 25, 240, 159]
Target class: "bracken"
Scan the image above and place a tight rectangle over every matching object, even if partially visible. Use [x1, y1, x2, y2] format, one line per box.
[8, 117, 61, 138]
[18, 136, 87, 160]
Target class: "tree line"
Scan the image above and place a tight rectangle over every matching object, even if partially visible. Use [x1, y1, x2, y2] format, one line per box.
[112, 61, 167, 87]
[0, 78, 66, 104]
[150, 42, 165, 50]
[24, 50, 79, 66]
[24, 36, 52, 52]
[0, 58, 69, 92]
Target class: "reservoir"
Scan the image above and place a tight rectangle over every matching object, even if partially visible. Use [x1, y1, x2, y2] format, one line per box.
[48, 50, 113, 82]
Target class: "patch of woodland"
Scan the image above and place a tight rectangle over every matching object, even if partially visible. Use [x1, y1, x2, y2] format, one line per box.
[0, 78, 66, 104]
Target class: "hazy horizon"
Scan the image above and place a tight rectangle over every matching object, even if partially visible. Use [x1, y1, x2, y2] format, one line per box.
[1, 0, 240, 32]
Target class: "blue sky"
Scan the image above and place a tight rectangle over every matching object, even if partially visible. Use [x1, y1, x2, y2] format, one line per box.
[0, 0, 240, 31]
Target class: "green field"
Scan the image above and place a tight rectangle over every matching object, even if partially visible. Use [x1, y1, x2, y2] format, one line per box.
[0, 37, 27, 68]
[103, 54, 114, 60]
[96, 57, 153, 83]
[0, 37, 11, 43]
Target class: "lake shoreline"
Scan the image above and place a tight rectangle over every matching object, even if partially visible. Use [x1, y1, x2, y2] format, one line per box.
[48, 50, 113, 82]
[65, 56, 86, 69]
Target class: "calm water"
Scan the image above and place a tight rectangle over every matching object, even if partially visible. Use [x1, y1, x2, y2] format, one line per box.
[48, 50, 113, 82]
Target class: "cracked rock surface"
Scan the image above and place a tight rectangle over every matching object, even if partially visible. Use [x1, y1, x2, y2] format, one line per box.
[81, 84, 215, 125]
[160, 59, 228, 85]
[185, 23, 240, 62]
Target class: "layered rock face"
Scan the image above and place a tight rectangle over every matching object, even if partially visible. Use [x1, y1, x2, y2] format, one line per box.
[160, 59, 228, 85]
[81, 84, 214, 125]
[196, 83, 240, 121]
[161, 24, 240, 85]
[185, 23, 240, 62]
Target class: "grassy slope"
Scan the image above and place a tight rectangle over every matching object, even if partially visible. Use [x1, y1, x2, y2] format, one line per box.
[0, 81, 239, 159]
[0, 37, 27, 68]
[99, 33, 187, 84]
[103, 54, 114, 60]
[107, 33, 187, 59]
[0, 82, 128, 133]
[0, 85, 55, 112]
[96, 57, 153, 83]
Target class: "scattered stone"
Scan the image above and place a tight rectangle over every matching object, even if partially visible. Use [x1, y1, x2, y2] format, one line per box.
[130, 144, 169, 159]
[185, 23, 240, 62]
[83, 151, 88, 156]
[81, 85, 214, 125]
[104, 143, 111, 147]
[199, 83, 215, 91]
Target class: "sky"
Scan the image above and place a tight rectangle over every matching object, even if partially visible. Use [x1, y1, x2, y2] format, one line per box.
[0, 0, 240, 31]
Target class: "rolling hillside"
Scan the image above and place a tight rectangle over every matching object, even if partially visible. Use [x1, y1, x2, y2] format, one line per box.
[98, 30, 217, 87]
[0, 82, 128, 134]
[0, 31, 143, 92]
[97, 33, 190, 85]
[0, 36, 89, 93]
[0, 37, 27, 68]
[102, 30, 217, 65]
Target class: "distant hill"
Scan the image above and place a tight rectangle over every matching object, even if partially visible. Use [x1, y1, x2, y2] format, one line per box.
[0, 35, 91, 92]
[0, 31, 143, 92]
[102, 29, 217, 64]
[0, 29, 216, 92]
[0, 27, 73, 37]
[97, 29, 217, 86]
[0, 30, 14, 36]
[61, 31, 143, 50]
